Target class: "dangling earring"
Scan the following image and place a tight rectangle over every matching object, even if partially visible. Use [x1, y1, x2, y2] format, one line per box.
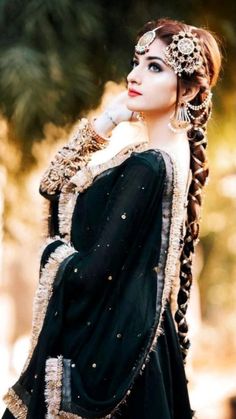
[136, 111, 145, 122]
[168, 101, 192, 133]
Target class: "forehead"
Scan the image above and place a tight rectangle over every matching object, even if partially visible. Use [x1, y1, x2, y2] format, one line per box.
[135, 37, 167, 58]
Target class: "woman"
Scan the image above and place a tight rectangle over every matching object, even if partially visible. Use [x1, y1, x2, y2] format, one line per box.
[2, 18, 221, 419]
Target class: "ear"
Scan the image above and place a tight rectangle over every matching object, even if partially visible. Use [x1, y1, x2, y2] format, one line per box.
[179, 85, 200, 103]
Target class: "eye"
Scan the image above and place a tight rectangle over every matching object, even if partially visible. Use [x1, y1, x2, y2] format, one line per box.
[130, 58, 139, 69]
[148, 62, 162, 72]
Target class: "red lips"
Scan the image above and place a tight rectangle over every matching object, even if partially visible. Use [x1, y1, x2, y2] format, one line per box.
[128, 88, 142, 97]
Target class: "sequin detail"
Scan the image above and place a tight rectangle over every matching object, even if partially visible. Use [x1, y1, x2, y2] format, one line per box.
[45, 355, 63, 417]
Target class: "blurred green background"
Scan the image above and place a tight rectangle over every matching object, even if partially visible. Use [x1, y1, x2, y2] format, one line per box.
[0, 1, 236, 418]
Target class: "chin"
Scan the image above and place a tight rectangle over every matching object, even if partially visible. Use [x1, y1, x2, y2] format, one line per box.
[127, 103, 143, 112]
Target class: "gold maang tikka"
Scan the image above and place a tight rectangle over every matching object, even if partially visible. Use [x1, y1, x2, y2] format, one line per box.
[135, 26, 163, 54]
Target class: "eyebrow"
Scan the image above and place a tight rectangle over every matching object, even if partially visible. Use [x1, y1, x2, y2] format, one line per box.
[134, 54, 166, 66]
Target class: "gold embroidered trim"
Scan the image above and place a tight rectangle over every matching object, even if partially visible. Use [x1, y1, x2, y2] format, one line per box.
[40, 118, 108, 197]
[58, 412, 84, 418]
[21, 242, 76, 373]
[58, 191, 78, 240]
[150, 153, 188, 350]
[58, 141, 149, 241]
[58, 411, 113, 419]
[41, 199, 52, 239]
[45, 355, 63, 418]
[3, 388, 27, 419]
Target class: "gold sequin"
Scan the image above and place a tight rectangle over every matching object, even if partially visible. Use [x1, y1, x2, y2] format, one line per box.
[74, 268, 78, 273]
[92, 363, 97, 368]
[116, 333, 122, 339]
[108, 275, 112, 280]
[121, 213, 127, 219]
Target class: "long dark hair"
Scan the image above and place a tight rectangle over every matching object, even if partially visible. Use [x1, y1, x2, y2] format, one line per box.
[137, 18, 222, 361]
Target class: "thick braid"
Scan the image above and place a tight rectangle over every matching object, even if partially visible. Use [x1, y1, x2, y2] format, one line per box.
[138, 18, 222, 363]
[175, 99, 211, 361]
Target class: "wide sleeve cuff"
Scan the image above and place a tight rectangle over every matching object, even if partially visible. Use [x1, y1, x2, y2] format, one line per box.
[39, 118, 108, 200]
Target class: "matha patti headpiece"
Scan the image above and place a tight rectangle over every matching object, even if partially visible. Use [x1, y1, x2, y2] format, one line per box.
[135, 26, 163, 54]
[164, 31, 203, 76]
[135, 27, 203, 77]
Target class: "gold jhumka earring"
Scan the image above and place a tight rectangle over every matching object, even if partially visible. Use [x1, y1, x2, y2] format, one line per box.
[168, 90, 213, 133]
[168, 101, 191, 133]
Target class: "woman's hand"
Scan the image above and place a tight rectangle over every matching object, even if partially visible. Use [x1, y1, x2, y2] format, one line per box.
[104, 90, 134, 125]
[92, 91, 138, 137]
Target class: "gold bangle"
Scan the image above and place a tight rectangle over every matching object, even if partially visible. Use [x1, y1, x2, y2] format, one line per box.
[88, 119, 110, 144]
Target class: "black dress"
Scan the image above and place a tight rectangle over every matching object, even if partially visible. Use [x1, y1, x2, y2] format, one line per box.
[2, 146, 193, 419]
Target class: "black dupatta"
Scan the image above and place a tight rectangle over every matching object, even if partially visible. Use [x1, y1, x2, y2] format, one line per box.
[3, 148, 187, 419]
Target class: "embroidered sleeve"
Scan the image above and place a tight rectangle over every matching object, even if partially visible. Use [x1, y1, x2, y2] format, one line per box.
[39, 118, 108, 199]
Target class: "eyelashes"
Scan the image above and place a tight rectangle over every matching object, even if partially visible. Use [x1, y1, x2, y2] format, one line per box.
[130, 58, 138, 68]
[148, 62, 162, 72]
[130, 58, 162, 72]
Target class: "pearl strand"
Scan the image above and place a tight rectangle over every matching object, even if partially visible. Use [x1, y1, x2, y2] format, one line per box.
[187, 91, 212, 111]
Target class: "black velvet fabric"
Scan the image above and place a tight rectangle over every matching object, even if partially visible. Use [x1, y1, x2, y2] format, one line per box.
[2, 150, 193, 419]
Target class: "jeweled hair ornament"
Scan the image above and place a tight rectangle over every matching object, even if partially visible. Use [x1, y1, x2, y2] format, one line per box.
[164, 31, 203, 76]
[135, 26, 163, 54]
[135, 27, 203, 77]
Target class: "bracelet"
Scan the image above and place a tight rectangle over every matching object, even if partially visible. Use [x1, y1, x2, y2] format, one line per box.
[88, 119, 110, 144]
[104, 110, 118, 127]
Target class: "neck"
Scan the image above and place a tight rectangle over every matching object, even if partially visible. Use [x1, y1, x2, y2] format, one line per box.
[143, 109, 188, 152]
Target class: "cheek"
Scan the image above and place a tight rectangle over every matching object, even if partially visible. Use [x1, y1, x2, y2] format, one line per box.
[146, 74, 177, 107]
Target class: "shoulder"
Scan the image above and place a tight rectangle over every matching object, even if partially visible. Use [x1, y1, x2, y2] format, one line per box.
[126, 149, 167, 177]
[109, 149, 167, 192]
[91, 148, 168, 190]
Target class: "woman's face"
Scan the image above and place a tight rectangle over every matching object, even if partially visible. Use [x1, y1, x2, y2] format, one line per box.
[127, 38, 177, 117]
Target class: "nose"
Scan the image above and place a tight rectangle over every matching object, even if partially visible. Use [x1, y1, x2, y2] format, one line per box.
[127, 65, 142, 86]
